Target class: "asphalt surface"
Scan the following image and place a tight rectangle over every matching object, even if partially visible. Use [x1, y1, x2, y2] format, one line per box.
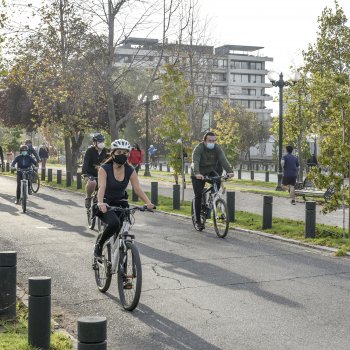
[1, 175, 350, 349]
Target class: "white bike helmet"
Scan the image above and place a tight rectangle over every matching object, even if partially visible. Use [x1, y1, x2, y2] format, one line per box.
[111, 139, 131, 151]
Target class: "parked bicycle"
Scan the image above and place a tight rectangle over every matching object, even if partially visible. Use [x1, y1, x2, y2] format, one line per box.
[191, 175, 229, 238]
[17, 168, 33, 213]
[92, 205, 155, 311]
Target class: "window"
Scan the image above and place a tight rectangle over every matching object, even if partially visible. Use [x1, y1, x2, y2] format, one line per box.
[242, 88, 249, 95]
[241, 62, 248, 69]
[249, 89, 256, 96]
[242, 74, 249, 83]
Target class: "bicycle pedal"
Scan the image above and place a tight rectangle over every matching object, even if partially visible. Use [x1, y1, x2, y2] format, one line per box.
[123, 281, 133, 289]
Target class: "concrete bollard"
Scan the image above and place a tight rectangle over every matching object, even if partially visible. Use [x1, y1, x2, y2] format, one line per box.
[256, 164, 259, 171]
[226, 191, 235, 222]
[78, 316, 107, 350]
[305, 201, 316, 238]
[262, 196, 273, 229]
[41, 168, 46, 181]
[48, 169, 53, 182]
[66, 171, 72, 187]
[159, 163, 162, 172]
[265, 171, 269, 182]
[238, 169, 241, 180]
[275, 164, 278, 172]
[151, 182, 158, 206]
[167, 164, 170, 172]
[6, 162, 10, 172]
[0, 251, 17, 321]
[132, 187, 138, 202]
[57, 170, 62, 184]
[173, 184, 180, 209]
[28, 276, 51, 350]
[250, 170, 254, 180]
[77, 173, 82, 190]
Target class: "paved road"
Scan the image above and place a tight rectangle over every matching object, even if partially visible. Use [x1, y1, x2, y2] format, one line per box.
[1, 175, 350, 349]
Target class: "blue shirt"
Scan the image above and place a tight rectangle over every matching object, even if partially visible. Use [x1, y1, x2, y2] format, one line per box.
[12, 155, 38, 170]
[282, 153, 299, 177]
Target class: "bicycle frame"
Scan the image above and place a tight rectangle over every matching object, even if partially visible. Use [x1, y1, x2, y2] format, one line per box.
[18, 169, 32, 196]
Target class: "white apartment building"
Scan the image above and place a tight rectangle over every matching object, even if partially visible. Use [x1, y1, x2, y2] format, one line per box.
[115, 38, 274, 157]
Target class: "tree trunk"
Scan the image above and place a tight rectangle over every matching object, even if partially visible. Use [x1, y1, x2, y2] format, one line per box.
[297, 135, 303, 182]
[64, 135, 72, 174]
[70, 132, 84, 176]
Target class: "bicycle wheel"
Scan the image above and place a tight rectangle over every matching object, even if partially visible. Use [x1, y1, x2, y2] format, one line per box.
[117, 242, 142, 311]
[88, 207, 96, 230]
[191, 199, 206, 231]
[21, 181, 27, 213]
[31, 171, 40, 193]
[213, 198, 229, 238]
[94, 240, 112, 292]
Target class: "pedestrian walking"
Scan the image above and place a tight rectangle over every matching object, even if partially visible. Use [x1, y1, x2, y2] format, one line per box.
[281, 145, 299, 205]
[128, 143, 142, 173]
[38, 142, 50, 170]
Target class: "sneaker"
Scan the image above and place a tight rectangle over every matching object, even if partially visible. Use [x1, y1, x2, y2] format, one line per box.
[93, 244, 102, 258]
[14, 199, 20, 205]
[195, 222, 205, 231]
[291, 200, 296, 205]
[85, 197, 92, 209]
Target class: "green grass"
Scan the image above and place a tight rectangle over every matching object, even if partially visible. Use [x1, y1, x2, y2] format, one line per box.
[0, 301, 73, 350]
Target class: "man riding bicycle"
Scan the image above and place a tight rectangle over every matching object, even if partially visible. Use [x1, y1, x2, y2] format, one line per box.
[11, 145, 38, 204]
[93, 138, 155, 258]
[191, 131, 234, 230]
[82, 133, 108, 209]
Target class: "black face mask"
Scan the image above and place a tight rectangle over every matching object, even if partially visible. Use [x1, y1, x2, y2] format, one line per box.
[112, 154, 127, 165]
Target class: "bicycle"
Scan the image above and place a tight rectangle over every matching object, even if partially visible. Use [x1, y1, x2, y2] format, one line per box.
[30, 165, 40, 193]
[92, 205, 154, 311]
[191, 175, 230, 238]
[16, 168, 33, 213]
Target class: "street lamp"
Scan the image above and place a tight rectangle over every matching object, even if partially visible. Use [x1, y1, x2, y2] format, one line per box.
[268, 71, 301, 190]
[177, 138, 185, 205]
[138, 95, 159, 177]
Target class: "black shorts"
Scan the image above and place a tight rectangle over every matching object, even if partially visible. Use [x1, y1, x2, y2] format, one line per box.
[282, 176, 297, 186]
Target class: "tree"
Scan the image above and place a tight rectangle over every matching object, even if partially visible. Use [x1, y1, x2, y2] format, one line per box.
[303, 1, 350, 235]
[157, 64, 193, 182]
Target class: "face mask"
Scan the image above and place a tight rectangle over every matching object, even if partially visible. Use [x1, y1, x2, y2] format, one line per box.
[21, 151, 28, 156]
[112, 154, 128, 165]
[97, 142, 105, 149]
[206, 143, 215, 150]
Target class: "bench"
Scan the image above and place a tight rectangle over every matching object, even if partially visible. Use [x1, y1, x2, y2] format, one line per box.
[294, 182, 334, 202]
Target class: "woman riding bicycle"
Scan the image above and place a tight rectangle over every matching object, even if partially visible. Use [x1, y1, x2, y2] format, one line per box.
[11, 145, 38, 204]
[94, 139, 155, 257]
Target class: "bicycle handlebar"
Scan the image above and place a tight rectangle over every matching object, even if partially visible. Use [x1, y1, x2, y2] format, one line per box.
[106, 204, 156, 213]
[202, 175, 229, 181]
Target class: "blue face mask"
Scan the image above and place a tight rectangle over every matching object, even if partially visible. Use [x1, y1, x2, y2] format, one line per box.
[21, 151, 28, 156]
[206, 143, 215, 150]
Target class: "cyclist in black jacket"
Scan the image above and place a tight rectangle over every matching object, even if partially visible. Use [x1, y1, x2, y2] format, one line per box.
[11, 145, 38, 204]
[82, 133, 108, 208]
[24, 139, 40, 163]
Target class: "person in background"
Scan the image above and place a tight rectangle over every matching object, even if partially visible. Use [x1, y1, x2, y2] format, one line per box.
[281, 145, 300, 205]
[38, 142, 50, 170]
[11, 145, 38, 204]
[82, 133, 108, 209]
[148, 144, 157, 168]
[0, 144, 4, 168]
[24, 139, 40, 163]
[128, 143, 142, 173]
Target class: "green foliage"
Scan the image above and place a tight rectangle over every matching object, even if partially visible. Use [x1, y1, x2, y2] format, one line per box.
[0, 124, 23, 152]
[157, 64, 194, 175]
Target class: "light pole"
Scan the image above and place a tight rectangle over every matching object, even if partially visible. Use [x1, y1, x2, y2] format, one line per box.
[268, 71, 300, 190]
[177, 138, 185, 205]
[144, 98, 151, 176]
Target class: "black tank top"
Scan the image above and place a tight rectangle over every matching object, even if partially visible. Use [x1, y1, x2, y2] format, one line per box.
[101, 163, 134, 204]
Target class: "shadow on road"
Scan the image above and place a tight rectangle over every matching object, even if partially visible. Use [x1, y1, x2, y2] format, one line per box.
[35, 192, 79, 207]
[138, 242, 302, 309]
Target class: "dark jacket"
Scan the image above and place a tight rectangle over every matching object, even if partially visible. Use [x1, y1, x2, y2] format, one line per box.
[191, 142, 233, 176]
[282, 153, 299, 177]
[12, 154, 38, 169]
[27, 145, 40, 162]
[39, 146, 49, 159]
[82, 146, 108, 178]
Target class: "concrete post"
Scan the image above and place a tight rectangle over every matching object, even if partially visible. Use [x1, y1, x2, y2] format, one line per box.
[77, 316, 107, 350]
[159, 163, 162, 172]
[48, 169, 53, 182]
[167, 164, 170, 172]
[28, 276, 51, 350]
[250, 170, 254, 180]
[0, 251, 17, 321]
[151, 182, 158, 206]
[77, 173, 82, 190]
[57, 170, 62, 184]
[305, 201, 316, 238]
[66, 171, 71, 187]
[262, 196, 273, 229]
[265, 171, 269, 182]
[226, 191, 235, 222]
[6, 162, 10, 172]
[173, 184, 180, 209]
[238, 169, 241, 180]
[41, 168, 46, 181]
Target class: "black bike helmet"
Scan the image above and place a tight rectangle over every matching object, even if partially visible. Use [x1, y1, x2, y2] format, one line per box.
[92, 133, 105, 143]
[20, 145, 29, 151]
[24, 139, 32, 144]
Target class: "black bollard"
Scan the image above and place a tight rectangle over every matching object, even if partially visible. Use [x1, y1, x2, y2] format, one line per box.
[159, 163, 162, 172]
[262, 195, 273, 229]
[57, 170, 62, 184]
[0, 251, 17, 321]
[78, 316, 107, 350]
[47, 169, 53, 182]
[28, 276, 51, 350]
[41, 168, 46, 181]
[6, 162, 10, 172]
[173, 184, 180, 209]
[305, 201, 316, 238]
[77, 173, 82, 190]
[256, 164, 259, 171]
[250, 170, 254, 180]
[226, 191, 235, 222]
[66, 171, 72, 187]
[238, 169, 241, 180]
[167, 164, 170, 172]
[265, 164, 268, 171]
[151, 182, 158, 206]
[239, 164, 242, 170]
[265, 171, 269, 182]
[275, 164, 278, 172]
[132, 187, 138, 202]
[185, 164, 189, 174]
